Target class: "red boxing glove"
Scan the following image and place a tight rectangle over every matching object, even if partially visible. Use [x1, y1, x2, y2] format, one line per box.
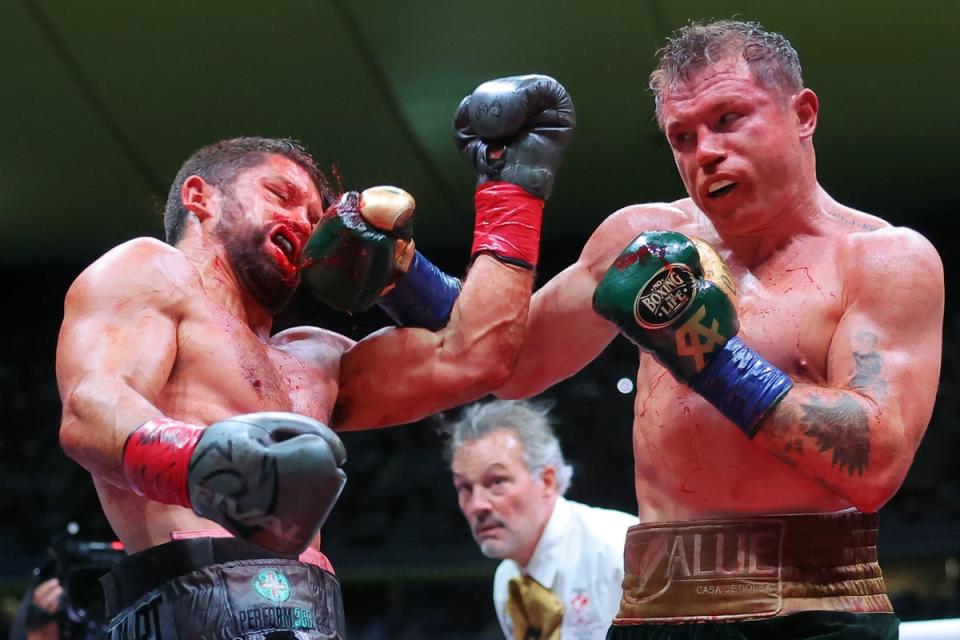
[472, 182, 544, 270]
[122, 417, 203, 508]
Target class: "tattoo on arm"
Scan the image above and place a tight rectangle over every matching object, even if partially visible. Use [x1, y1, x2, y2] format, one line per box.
[799, 395, 871, 476]
[766, 404, 806, 460]
[849, 330, 887, 399]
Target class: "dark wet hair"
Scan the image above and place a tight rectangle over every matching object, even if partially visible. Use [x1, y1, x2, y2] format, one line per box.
[163, 136, 333, 245]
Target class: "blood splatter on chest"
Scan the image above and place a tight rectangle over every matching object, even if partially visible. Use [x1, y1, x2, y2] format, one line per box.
[629, 254, 844, 515]
[154, 301, 336, 425]
[732, 259, 840, 378]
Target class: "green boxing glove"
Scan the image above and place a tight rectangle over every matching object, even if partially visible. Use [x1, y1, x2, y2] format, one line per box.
[301, 186, 416, 314]
[300, 186, 462, 329]
[592, 231, 792, 437]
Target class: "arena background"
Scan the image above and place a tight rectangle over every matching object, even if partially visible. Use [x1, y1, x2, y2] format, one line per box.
[0, 1, 957, 637]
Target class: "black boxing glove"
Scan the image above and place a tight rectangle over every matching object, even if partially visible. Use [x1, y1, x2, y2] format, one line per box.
[453, 74, 575, 269]
[454, 74, 575, 201]
[122, 411, 346, 555]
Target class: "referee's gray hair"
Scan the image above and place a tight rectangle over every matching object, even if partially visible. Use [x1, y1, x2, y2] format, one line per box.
[444, 399, 573, 495]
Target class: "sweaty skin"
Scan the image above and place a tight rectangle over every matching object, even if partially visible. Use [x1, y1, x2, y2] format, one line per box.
[57, 154, 533, 553]
[497, 58, 943, 523]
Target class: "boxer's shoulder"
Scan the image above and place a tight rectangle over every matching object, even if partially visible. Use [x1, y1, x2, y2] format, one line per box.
[838, 225, 943, 301]
[606, 200, 699, 230]
[842, 224, 941, 267]
[68, 237, 196, 307]
[583, 201, 701, 269]
[97, 236, 185, 266]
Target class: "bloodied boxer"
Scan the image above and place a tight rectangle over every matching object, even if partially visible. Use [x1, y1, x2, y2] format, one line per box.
[56, 74, 574, 639]
[493, 20, 943, 639]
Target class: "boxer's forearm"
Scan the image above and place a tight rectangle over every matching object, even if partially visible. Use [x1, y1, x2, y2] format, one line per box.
[60, 376, 164, 488]
[333, 256, 534, 429]
[755, 382, 910, 512]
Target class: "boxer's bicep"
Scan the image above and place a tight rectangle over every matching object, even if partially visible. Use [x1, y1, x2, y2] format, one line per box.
[760, 230, 943, 509]
[495, 259, 618, 399]
[333, 256, 534, 429]
[827, 231, 943, 448]
[57, 246, 184, 482]
[496, 206, 676, 399]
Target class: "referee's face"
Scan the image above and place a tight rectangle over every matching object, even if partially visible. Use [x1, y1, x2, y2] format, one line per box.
[452, 428, 557, 565]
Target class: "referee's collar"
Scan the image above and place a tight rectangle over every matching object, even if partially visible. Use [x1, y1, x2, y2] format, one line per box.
[519, 495, 572, 589]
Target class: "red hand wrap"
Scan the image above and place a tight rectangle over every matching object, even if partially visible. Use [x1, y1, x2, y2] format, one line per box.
[472, 182, 544, 269]
[122, 418, 204, 509]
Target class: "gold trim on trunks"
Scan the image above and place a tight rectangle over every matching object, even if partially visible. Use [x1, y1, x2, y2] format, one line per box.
[614, 511, 893, 624]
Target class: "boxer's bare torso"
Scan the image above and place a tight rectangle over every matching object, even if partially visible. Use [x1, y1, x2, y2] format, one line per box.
[626, 198, 886, 521]
[498, 56, 942, 526]
[498, 192, 941, 523]
[73, 238, 354, 552]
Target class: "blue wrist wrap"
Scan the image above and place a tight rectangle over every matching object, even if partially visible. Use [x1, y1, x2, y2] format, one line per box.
[378, 251, 462, 330]
[689, 336, 793, 438]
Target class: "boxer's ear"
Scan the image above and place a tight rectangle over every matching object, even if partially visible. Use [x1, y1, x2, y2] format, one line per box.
[793, 88, 818, 140]
[181, 175, 214, 222]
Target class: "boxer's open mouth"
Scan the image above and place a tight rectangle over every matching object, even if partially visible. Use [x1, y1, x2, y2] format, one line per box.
[707, 180, 737, 198]
[708, 180, 736, 198]
[273, 234, 294, 259]
[270, 227, 300, 264]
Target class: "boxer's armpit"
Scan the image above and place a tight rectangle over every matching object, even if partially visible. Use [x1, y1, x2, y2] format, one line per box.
[798, 395, 871, 477]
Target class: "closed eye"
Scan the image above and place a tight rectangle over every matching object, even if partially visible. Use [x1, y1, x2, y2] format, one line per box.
[268, 187, 289, 204]
[718, 112, 741, 129]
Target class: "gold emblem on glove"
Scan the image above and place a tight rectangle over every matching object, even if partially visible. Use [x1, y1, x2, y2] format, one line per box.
[690, 237, 738, 306]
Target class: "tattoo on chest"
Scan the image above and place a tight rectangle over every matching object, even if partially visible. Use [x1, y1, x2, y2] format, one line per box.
[850, 330, 887, 399]
[799, 395, 871, 476]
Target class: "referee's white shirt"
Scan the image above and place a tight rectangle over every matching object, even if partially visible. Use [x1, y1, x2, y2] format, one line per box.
[493, 496, 638, 639]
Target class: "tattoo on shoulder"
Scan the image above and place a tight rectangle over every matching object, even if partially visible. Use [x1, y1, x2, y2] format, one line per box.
[850, 330, 888, 399]
[799, 395, 871, 476]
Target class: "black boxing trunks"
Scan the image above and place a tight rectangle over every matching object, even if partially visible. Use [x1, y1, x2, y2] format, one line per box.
[607, 511, 897, 639]
[100, 536, 345, 640]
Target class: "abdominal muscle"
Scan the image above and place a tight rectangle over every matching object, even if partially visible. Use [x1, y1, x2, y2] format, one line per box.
[631, 371, 852, 523]
[96, 329, 344, 554]
[96, 422, 328, 555]
[95, 481, 235, 553]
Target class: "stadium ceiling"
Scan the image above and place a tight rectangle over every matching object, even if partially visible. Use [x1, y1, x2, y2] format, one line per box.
[2, 0, 955, 266]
